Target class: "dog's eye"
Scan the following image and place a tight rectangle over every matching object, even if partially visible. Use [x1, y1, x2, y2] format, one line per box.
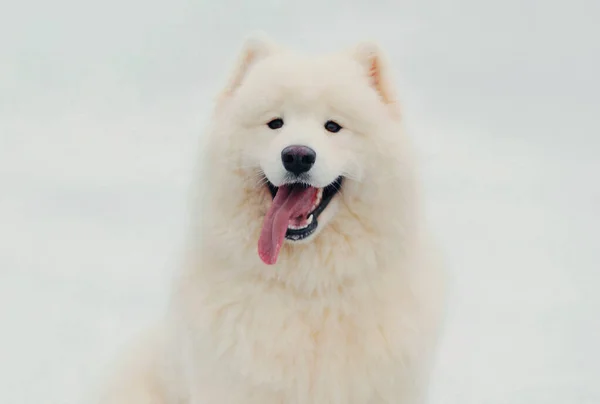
[267, 118, 284, 130]
[324, 120, 342, 133]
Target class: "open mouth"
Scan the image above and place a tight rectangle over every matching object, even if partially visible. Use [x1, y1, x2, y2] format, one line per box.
[267, 177, 343, 241]
[258, 176, 343, 265]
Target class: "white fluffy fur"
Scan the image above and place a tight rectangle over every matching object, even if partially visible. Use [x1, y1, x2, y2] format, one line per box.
[95, 35, 447, 404]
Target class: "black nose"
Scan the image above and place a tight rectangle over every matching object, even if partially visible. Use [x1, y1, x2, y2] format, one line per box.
[281, 145, 316, 176]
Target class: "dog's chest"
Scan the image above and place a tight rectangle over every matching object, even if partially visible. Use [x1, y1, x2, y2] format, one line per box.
[191, 285, 415, 403]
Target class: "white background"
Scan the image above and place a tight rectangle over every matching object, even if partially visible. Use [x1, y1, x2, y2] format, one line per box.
[1, 0, 599, 403]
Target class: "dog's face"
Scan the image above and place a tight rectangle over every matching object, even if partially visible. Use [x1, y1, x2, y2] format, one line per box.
[212, 37, 402, 265]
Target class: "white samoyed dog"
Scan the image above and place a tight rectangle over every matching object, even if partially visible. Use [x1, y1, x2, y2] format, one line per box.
[95, 34, 447, 404]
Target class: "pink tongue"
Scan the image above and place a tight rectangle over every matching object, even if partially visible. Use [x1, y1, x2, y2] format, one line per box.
[258, 185, 318, 265]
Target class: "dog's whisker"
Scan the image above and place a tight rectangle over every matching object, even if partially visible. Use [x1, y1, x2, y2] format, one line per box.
[340, 171, 362, 183]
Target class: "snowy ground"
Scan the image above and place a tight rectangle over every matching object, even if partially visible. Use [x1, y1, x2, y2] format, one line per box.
[1, 0, 599, 403]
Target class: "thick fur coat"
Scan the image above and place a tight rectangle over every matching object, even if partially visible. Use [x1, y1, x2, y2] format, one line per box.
[95, 35, 446, 404]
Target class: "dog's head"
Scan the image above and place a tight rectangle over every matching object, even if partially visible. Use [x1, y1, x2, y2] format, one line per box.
[202, 35, 415, 267]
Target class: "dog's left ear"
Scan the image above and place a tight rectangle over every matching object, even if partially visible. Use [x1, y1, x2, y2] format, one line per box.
[217, 33, 279, 103]
[351, 42, 400, 117]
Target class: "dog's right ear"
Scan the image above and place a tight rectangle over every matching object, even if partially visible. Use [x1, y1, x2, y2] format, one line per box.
[217, 33, 279, 104]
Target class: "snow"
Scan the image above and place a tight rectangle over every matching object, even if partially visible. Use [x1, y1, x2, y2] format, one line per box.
[1, 0, 599, 402]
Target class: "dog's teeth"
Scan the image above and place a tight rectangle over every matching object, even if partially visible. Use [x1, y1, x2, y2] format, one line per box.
[288, 215, 313, 231]
[313, 189, 323, 209]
